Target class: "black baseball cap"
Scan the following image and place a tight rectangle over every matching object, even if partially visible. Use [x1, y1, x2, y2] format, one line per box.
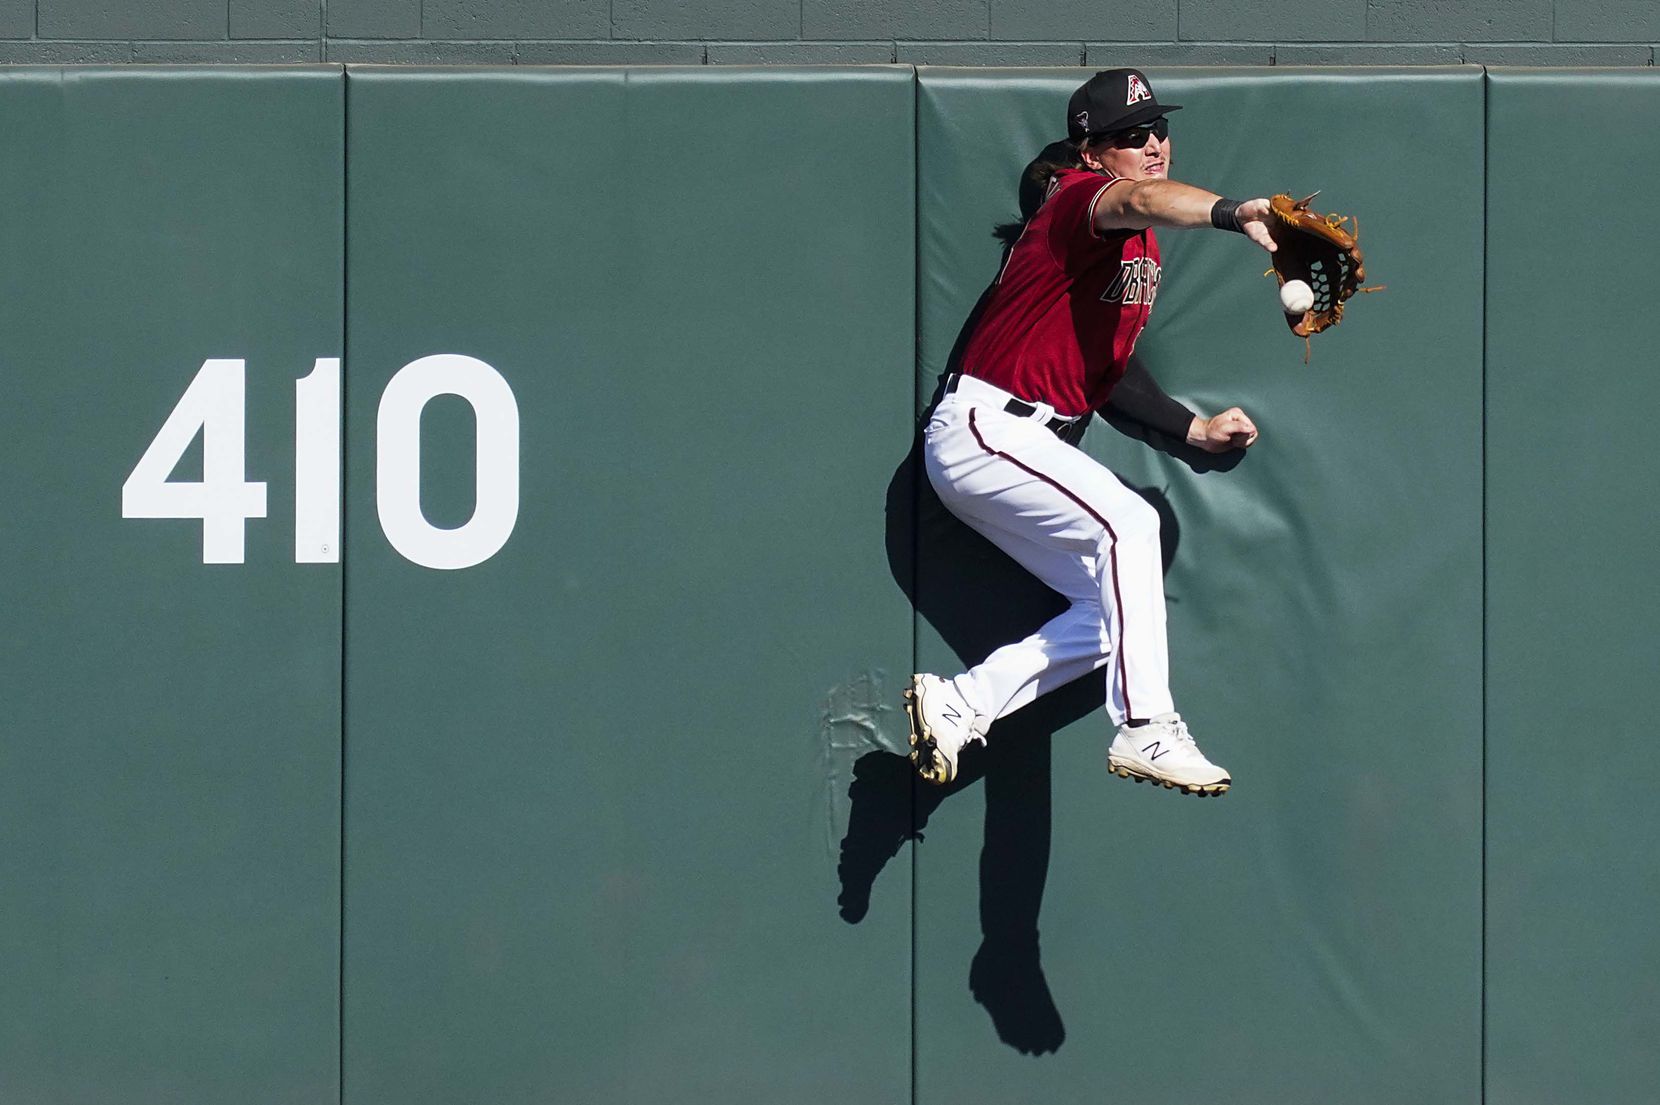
[1066, 68, 1182, 141]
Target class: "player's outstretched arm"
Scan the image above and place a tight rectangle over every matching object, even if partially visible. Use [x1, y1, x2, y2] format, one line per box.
[1093, 181, 1277, 252]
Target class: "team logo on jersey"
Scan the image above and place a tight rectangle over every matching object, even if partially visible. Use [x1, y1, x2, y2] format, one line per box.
[1102, 257, 1161, 306]
[1126, 73, 1152, 106]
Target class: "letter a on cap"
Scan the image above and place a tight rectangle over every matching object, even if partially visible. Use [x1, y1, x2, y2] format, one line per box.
[1126, 73, 1152, 106]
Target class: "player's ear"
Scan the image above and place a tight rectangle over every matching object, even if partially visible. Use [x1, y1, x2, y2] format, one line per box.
[1078, 138, 1103, 171]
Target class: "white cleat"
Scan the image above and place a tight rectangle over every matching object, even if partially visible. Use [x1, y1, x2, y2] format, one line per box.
[1107, 712, 1231, 796]
[904, 674, 984, 785]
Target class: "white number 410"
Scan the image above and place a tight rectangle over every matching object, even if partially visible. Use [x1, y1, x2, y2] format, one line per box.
[121, 355, 520, 570]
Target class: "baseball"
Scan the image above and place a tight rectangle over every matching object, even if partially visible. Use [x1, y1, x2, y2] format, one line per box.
[1279, 279, 1315, 315]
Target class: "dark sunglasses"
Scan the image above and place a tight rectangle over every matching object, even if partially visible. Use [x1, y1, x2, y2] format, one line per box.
[1091, 117, 1169, 148]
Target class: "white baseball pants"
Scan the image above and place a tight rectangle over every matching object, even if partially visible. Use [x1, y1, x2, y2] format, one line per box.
[923, 375, 1175, 732]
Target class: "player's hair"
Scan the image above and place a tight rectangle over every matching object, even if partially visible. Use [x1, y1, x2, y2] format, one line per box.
[1008, 136, 1110, 231]
[1027, 137, 1087, 185]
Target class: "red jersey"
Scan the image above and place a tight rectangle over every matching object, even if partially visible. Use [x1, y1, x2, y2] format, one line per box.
[959, 167, 1160, 417]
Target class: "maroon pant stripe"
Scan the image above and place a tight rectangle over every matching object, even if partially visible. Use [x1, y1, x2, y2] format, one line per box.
[966, 409, 1134, 719]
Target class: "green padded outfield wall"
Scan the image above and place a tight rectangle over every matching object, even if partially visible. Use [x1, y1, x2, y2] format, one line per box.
[340, 67, 915, 1104]
[1485, 69, 1660, 1105]
[0, 69, 343, 1102]
[8, 61, 1656, 1105]
[913, 69, 1483, 1103]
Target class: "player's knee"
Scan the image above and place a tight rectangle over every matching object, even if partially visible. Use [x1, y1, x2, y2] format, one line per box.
[1091, 497, 1159, 553]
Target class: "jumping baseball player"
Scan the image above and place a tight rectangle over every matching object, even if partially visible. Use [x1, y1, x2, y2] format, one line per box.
[906, 68, 1278, 797]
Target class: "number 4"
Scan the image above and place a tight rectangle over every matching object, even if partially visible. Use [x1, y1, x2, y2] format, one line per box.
[121, 358, 268, 564]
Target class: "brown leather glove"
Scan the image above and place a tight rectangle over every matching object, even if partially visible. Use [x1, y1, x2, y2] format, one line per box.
[1268, 192, 1382, 360]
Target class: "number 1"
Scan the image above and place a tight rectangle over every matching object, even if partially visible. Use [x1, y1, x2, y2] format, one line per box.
[295, 357, 340, 563]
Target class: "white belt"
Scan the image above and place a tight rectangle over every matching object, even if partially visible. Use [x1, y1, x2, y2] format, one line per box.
[945, 373, 1085, 428]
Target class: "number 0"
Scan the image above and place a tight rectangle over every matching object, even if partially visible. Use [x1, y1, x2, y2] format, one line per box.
[376, 354, 520, 571]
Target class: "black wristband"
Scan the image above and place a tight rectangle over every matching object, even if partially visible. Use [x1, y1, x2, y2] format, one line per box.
[1210, 197, 1247, 234]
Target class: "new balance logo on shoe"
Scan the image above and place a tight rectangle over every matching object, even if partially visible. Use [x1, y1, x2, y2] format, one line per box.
[905, 674, 985, 786]
[1107, 713, 1231, 796]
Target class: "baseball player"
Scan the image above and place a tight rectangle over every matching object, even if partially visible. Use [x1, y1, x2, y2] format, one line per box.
[906, 68, 1277, 797]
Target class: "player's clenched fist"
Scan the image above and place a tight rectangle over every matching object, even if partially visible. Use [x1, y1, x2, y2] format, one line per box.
[1187, 407, 1259, 453]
